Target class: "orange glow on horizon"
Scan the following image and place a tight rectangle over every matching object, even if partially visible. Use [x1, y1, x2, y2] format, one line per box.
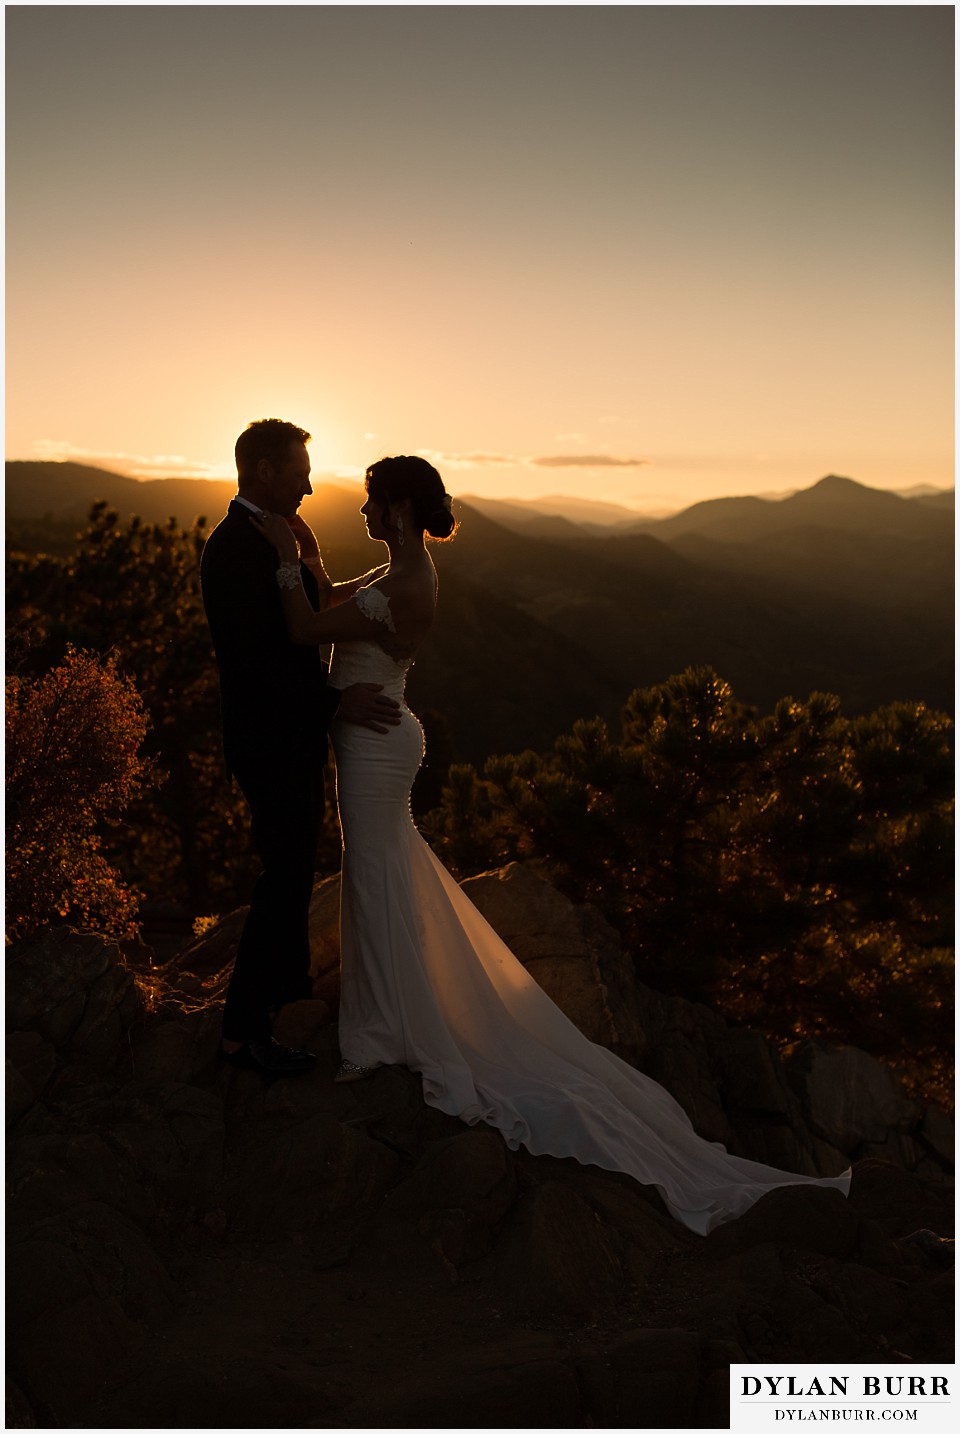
[4, 6, 953, 512]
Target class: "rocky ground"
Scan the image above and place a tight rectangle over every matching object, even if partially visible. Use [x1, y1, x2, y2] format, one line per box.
[6, 864, 955, 1429]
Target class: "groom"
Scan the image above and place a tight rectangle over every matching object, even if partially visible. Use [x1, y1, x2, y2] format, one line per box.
[200, 418, 400, 1075]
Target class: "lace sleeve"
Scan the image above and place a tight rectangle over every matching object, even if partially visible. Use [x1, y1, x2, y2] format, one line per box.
[355, 585, 396, 632]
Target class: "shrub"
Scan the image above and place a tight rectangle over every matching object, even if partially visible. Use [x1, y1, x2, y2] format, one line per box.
[6, 647, 150, 941]
[426, 667, 954, 1103]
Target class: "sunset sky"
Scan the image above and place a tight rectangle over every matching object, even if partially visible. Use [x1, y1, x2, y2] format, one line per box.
[5, 3, 954, 513]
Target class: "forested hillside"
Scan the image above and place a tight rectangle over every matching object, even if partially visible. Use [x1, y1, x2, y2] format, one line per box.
[6, 464, 955, 751]
[5, 472, 954, 1101]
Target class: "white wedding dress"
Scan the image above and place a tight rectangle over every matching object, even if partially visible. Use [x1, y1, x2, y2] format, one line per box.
[329, 587, 851, 1236]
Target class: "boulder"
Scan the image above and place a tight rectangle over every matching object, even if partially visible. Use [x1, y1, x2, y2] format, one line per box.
[809, 1133, 852, 1177]
[386, 1130, 518, 1265]
[69, 964, 141, 1068]
[827, 1260, 912, 1344]
[358, 1346, 581, 1430]
[722, 1118, 819, 1175]
[389, 1131, 516, 1220]
[898, 1228, 955, 1269]
[6, 927, 112, 1034]
[6, 1062, 36, 1130]
[306, 873, 342, 1003]
[225, 1112, 399, 1236]
[7, 1125, 155, 1230]
[788, 1042, 922, 1153]
[168, 909, 244, 985]
[6, 1032, 57, 1099]
[7, 1201, 177, 1425]
[171, 873, 342, 1006]
[5, 1379, 37, 1429]
[707, 1183, 860, 1260]
[917, 1105, 954, 1169]
[859, 1130, 921, 1169]
[271, 997, 333, 1051]
[775, 1285, 878, 1363]
[683, 1239, 885, 1363]
[78, 1352, 346, 1432]
[320, 1060, 476, 1156]
[6, 927, 145, 1076]
[577, 1328, 703, 1429]
[106, 1081, 226, 1210]
[126, 1006, 223, 1086]
[641, 1038, 734, 1145]
[493, 1180, 625, 1315]
[39, 989, 87, 1048]
[847, 1159, 955, 1239]
[573, 1170, 688, 1292]
[461, 862, 650, 1066]
[897, 1270, 954, 1361]
[713, 1027, 793, 1118]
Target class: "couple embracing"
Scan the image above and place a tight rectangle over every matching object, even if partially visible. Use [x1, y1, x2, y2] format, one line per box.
[201, 418, 851, 1236]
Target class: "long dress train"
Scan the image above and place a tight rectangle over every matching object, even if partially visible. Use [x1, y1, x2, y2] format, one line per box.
[329, 593, 851, 1236]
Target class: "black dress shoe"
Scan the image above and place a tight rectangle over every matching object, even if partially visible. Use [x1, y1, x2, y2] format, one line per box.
[219, 1038, 317, 1076]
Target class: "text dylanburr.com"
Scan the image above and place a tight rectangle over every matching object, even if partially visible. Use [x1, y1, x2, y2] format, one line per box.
[729, 1366, 954, 1433]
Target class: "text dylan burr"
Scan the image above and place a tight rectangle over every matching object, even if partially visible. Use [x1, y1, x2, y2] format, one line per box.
[741, 1378, 949, 1398]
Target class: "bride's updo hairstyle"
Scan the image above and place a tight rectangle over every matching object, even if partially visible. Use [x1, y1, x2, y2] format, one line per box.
[365, 455, 457, 542]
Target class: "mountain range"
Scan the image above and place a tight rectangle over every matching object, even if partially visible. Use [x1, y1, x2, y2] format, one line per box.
[452, 481, 953, 538]
[6, 462, 954, 765]
[458, 492, 669, 535]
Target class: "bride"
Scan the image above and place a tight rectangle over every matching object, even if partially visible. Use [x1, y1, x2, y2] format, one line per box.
[251, 454, 851, 1236]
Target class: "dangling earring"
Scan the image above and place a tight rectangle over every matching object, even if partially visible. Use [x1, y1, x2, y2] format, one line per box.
[397, 514, 405, 548]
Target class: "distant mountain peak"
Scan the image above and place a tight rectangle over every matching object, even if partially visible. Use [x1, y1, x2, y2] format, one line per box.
[794, 474, 905, 506]
[810, 474, 861, 491]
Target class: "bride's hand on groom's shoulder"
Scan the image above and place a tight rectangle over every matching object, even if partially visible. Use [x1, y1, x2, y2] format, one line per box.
[249, 511, 299, 562]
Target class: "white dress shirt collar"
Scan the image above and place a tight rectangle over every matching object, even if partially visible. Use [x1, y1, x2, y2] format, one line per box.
[232, 494, 262, 515]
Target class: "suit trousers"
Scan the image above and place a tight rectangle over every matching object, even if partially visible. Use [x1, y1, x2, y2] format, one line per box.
[222, 756, 326, 1042]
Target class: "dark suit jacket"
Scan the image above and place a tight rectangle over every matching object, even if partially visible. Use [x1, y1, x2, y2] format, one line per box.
[200, 501, 340, 774]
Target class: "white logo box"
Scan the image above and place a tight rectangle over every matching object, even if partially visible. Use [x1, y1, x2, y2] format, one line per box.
[729, 1364, 954, 1434]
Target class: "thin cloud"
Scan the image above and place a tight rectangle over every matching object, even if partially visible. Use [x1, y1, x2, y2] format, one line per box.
[28, 440, 658, 482]
[423, 451, 520, 468]
[30, 439, 232, 481]
[531, 454, 652, 469]
[422, 449, 652, 471]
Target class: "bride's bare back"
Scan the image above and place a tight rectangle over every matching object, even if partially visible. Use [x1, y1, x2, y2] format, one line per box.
[359, 558, 438, 664]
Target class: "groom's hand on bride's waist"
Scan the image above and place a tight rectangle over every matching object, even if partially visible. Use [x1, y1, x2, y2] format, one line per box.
[338, 683, 402, 732]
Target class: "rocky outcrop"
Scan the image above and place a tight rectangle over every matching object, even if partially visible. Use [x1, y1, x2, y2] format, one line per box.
[170, 872, 342, 1012]
[6, 866, 954, 1429]
[6, 927, 142, 1074]
[176, 860, 952, 1185]
[461, 863, 651, 1067]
